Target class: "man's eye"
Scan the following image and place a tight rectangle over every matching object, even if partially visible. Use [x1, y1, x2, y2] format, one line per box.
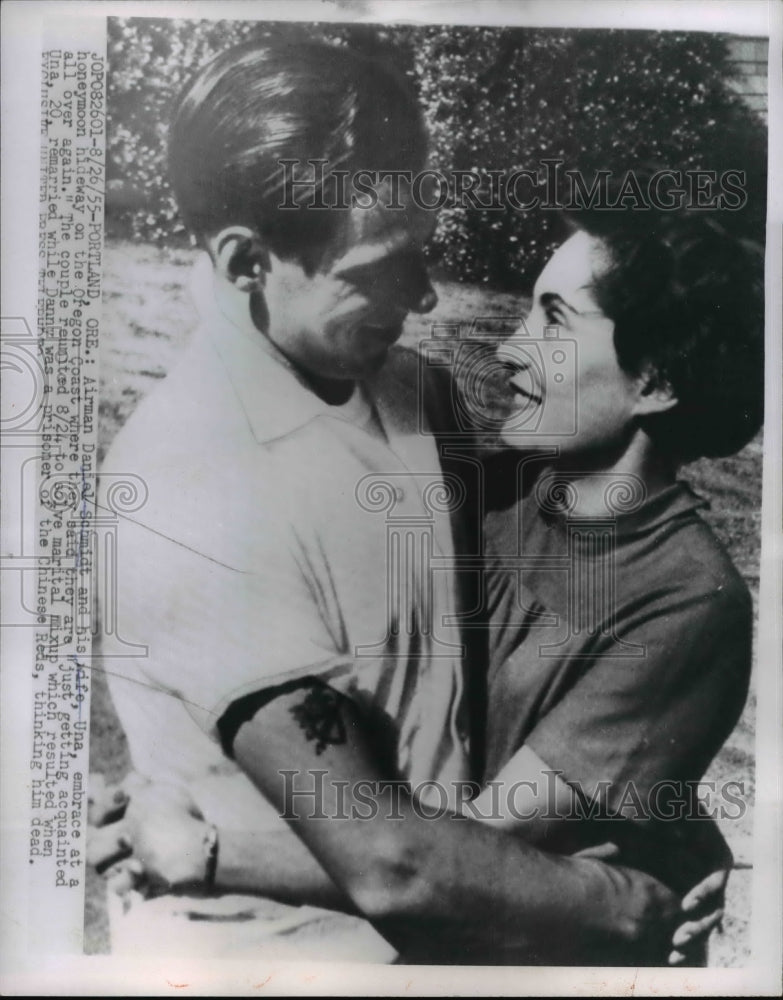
[337, 251, 429, 304]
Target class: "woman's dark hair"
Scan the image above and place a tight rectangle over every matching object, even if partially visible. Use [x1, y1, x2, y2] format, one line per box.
[569, 193, 764, 461]
[168, 40, 429, 273]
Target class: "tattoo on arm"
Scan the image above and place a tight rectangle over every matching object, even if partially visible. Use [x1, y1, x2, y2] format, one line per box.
[290, 683, 347, 755]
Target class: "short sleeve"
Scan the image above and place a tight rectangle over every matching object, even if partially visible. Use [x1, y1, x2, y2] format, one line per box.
[524, 584, 752, 816]
[113, 493, 349, 742]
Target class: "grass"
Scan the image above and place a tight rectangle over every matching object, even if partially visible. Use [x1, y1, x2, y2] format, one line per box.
[88, 238, 762, 963]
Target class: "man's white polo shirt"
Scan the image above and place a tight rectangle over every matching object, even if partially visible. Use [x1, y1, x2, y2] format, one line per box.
[98, 256, 471, 955]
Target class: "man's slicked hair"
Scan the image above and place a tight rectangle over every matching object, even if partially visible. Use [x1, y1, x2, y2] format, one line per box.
[168, 40, 429, 273]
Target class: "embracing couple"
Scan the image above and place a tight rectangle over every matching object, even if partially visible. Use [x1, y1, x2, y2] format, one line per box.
[89, 39, 762, 966]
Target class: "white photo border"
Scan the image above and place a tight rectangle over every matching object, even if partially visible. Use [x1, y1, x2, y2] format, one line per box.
[2, 1, 780, 995]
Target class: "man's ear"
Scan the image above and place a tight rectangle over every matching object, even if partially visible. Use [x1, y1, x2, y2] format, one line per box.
[209, 227, 271, 292]
[632, 365, 679, 417]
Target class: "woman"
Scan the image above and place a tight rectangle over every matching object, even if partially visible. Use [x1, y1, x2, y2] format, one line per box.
[472, 206, 762, 956]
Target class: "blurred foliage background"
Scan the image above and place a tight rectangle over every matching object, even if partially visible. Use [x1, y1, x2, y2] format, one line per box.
[106, 18, 766, 289]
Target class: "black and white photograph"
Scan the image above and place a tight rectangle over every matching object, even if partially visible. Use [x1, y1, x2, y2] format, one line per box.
[1, 1, 781, 995]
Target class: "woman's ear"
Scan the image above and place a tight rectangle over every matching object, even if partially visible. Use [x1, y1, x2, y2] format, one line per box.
[632, 365, 679, 417]
[209, 227, 271, 292]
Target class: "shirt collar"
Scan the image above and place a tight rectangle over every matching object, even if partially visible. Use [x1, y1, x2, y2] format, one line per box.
[534, 478, 709, 538]
[190, 253, 351, 445]
[614, 480, 710, 537]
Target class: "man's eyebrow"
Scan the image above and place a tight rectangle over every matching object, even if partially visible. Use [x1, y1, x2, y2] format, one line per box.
[332, 234, 413, 274]
[333, 240, 422, 277]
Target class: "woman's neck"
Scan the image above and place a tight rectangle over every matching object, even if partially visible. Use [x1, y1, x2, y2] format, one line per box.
[547, 433, 677, 518]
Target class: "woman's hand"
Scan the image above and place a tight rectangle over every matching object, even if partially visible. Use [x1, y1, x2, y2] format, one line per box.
[669, 868, 728, 964]
[87, 773, 216, 897]
[88, 771, 357, 912]
[574, 841, 728, 965]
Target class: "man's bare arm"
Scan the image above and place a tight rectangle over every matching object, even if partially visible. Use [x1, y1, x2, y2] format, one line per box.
[87, 758, 721, 962]
[214, 825, 356, 912]
[231, 680, 679, 965]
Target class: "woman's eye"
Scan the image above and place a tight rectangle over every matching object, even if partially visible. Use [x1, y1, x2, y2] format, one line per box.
[545, 307, 566, 326]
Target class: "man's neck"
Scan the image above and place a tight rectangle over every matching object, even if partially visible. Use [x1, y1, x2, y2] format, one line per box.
[298, 371, 356, 406]
[213, 273, 356, 406]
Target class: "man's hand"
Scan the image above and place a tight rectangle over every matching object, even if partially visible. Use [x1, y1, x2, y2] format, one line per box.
[88, 773, 215, 896]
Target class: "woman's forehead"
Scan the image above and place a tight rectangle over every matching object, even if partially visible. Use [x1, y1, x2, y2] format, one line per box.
[534, 231, 607, 309]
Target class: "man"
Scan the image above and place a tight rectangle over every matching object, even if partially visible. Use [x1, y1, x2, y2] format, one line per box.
[93, 40, 716, 964]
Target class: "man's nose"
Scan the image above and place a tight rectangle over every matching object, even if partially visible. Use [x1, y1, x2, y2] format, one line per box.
[383, 249, 438, 314]
[411, 278, 438, 313]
